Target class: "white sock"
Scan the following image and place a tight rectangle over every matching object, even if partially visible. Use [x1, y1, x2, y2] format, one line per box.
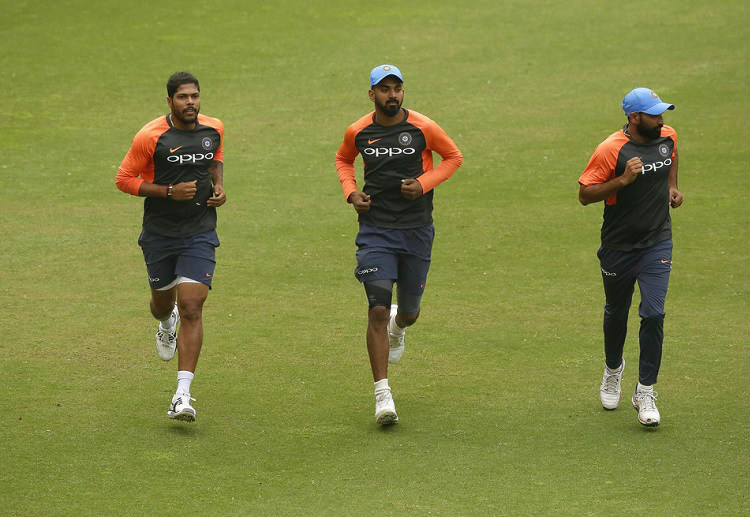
[160, 311, 177, 330]
[389, 314, 406, 335]
[374, 378, 390, 394]
[177, 371, 194, 394]
[607, 361, 623, 374]
[637, 382, 653, 392]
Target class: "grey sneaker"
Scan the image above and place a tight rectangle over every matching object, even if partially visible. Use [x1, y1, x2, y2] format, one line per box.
[374, 388, 398, 425]
[167, 391, 196, 422]
[632, 384, 660, 427]
[155, 305, 179, 361]
[600, 358, 625, 409]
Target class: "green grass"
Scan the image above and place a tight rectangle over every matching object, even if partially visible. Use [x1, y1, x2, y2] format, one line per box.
[1, 0, 748, 515]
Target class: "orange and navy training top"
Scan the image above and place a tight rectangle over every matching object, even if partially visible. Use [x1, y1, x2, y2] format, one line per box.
[579, 125, 678, 251]
[116, 114, 224, 238]
[336, 109, 463, 228]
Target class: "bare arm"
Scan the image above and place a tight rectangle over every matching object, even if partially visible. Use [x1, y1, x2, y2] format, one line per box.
[579, 156, 642, 205]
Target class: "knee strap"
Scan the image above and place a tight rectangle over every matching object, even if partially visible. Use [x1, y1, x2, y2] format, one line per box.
[364, 280, 394, 309]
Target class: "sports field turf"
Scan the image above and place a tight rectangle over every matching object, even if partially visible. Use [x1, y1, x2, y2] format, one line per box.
[2, 1, 748, 515]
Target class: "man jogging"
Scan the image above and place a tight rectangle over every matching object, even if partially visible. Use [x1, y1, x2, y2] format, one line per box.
[578, 87, 683, 427]
[116, 71, 226, 422]
[336, 64, 463, 425]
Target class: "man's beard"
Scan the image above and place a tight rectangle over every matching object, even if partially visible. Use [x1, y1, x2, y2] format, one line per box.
[637, 122, 662, 140]
[173, 107, 199, 125]
[377, 98, 401, 117]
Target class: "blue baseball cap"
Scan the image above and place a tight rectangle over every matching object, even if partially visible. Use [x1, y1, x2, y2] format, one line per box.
[622, 87, 675, 116]
[369, 64, 404, 88]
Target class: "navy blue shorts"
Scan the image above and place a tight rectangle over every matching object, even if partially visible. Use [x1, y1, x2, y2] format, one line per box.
[354, 224, 434, 295]
[138, 228, 219, 290]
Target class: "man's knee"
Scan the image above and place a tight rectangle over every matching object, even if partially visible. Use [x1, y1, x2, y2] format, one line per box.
[604, 304, 629, 321]
[399, 311, 419, 326]
[177, 297, 205, 322]
[640, 312, 665, 325]
[150, 291, 176, 319]
[368, 305, 390, 326]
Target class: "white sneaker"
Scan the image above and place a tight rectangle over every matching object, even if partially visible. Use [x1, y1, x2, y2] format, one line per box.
[374, 388, 398, 425]
[599, 358, 625, 409]
[388, 304, 405, 364]
[167, 391, 196, 421]
[155, 305, 179, 361]
[632, 385, 660, 427]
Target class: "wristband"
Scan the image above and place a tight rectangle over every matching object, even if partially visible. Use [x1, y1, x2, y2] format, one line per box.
[166, 184, 174, 198]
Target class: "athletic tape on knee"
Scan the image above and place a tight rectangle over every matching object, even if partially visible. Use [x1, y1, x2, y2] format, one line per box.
[364, 280, 393, 309]
[396, 289, 422, 315]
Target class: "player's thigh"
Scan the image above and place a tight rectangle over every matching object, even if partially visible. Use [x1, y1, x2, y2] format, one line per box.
[175, 230, 219, 288]
[636, 240, 672, 317]
[598, 246, 638, 308]
[394, 224, 433, 296]
[396, 288, 422, 316]
[151, 285, 177, 311]
[364, 279, 395, 309]
[177, 281, 209, 310]
[396, 253, 431, 299]
[139, 230, 181, 290]
[355, 246, 399, 285]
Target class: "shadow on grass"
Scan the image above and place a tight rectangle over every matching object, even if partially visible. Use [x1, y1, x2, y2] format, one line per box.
[368, 422, 403, 435]
[165, 421, 201, 437]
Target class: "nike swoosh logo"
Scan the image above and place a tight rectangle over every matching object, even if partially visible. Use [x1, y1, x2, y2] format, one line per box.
[661, 259, 671, 264]
[170, 146, 182, 153]
[368, 139, 381, 144]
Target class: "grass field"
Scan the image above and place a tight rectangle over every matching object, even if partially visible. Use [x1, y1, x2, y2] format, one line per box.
[2, 1, 749, 515]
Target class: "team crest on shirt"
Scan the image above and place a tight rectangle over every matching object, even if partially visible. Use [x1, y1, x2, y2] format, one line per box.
[398, 132, 412, 146]
[658, 144, 670, 157]
[202, 137, 212, 150]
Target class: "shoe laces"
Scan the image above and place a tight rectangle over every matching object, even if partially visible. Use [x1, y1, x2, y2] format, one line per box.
[157, 327, 177, 344]
[176, 392, 195, 403]
[636, 389, 657, 411]
[601, 369, 621, 394]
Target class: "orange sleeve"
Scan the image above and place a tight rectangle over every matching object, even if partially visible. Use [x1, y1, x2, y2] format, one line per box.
[409, 112, 463, 194]
[199, 115, 224, 163]
[662, 125, 677, 159]
[578, 138, 620, 187]
[335, 115, 371, 202]
[116, 123, 160, 196]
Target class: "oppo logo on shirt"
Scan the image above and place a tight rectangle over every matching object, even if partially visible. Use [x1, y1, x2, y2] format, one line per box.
[363, 147, 416, 157]
[167, 152, 214, 164]
[641, 158, 672, 174]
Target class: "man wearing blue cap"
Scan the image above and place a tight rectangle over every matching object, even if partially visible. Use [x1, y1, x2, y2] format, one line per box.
[578, 87, 683, 427]
[336, 64, 463, 425]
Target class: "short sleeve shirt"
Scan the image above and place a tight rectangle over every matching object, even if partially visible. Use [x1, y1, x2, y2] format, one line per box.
[579, 125, 677, 251]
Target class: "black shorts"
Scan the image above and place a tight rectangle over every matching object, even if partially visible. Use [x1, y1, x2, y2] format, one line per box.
[354, 224, 434, 295]
[138, 228, 219, 290]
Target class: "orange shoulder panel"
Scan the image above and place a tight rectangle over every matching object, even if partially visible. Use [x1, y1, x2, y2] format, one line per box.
[406, 110, 463, 194]
[335, 112, 374, 201]
[662, 125, 677, 157]
[198, 114, 225, 163]
[116, 116, 169, 196]
[578, 130, 628, 187]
